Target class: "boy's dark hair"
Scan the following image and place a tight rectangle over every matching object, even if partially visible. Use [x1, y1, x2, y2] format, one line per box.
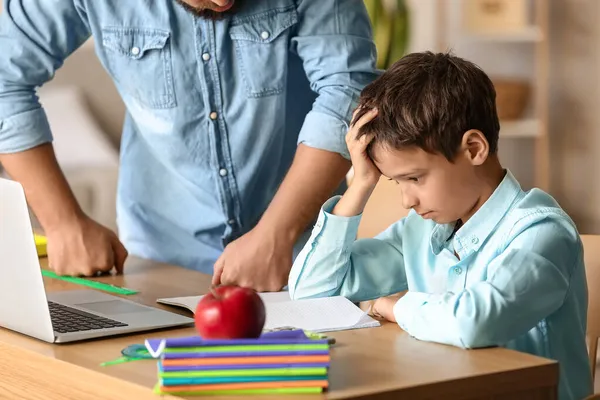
[354, 51, 500, 161]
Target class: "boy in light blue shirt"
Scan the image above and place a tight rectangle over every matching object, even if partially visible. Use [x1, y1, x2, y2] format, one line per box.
[288, 52, 592, 400]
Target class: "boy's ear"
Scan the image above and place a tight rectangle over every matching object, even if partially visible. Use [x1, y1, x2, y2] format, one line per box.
[460, 129, 489, 166]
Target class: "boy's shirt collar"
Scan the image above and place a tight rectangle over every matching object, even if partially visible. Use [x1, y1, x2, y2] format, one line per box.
[430, 169, 522, 259]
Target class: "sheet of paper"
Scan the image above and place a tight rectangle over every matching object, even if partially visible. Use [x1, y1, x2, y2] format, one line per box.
[156, 292, 380, 333]
[157, 292, 292, 313]
[263, 296, 378, 332]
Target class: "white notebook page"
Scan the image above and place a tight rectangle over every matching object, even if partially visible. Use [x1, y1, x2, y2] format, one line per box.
[156, 292, 380, 333]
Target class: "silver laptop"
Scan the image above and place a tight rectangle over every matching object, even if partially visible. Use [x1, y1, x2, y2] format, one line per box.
[0, 177, 194, 343]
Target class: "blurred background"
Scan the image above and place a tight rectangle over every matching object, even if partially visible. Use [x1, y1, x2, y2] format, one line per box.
[0, 0, 597, 237]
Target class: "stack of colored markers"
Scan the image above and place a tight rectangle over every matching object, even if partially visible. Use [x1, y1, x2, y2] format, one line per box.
[144, 329, 331, 396]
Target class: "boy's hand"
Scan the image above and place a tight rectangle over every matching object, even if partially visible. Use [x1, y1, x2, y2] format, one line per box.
[332, 108, 380, 217]
[371, 292, 407, 323]
[346, 108, 380, 189]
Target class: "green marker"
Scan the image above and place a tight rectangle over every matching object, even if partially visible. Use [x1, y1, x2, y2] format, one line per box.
[41, 269, 139, 295]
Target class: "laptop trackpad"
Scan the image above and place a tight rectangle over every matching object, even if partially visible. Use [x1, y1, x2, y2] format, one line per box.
[75, 300, 152, 316]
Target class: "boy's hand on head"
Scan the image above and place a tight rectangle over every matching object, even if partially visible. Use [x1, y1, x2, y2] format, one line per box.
[346, 108, 380, 189]
[332, 108, 380, 217]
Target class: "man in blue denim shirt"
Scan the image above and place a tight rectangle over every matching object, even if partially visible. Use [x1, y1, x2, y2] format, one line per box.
[0, 0, 378, 290]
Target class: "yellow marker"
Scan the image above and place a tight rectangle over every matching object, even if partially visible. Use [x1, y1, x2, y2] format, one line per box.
[34, 234, 47, 257]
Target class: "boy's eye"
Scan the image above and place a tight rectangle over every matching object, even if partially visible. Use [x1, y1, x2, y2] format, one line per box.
[387, 177, 419, 183]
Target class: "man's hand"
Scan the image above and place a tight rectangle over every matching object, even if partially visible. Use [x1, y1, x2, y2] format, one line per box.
[212, 225, 292, 292]
[46, 215, 128, 276]
[0, 144, 127, 276]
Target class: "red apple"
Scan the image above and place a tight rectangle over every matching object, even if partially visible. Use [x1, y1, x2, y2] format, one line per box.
[194, 285, 266, 339]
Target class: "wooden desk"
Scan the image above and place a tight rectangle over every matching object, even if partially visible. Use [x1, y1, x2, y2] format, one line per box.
[0, 257, 558, 400]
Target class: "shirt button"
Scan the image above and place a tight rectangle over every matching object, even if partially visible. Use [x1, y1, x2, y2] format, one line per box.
[454, 267, 463, 275]
[209, 112, 218, 120]
[219, 168, 228, 177]
[202, 53, 211, 61]
[261, 31, 270, 40]
[472, 237, 479, 244]
[227, 219, 235, 225]
[131, 46, 141, 56]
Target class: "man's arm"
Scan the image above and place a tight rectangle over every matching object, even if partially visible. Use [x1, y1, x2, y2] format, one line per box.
[269, 0, 379, 240]
[213, 145, 350, 291]
[213, 0, 379, 291]
[255, 144, 350, 244]
[0, 144, 85, 232]
[0, 0, 126, 275]
[0, 0, 90, 228]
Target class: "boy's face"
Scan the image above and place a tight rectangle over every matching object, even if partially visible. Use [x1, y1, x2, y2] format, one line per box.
[371, 143, 483, 225]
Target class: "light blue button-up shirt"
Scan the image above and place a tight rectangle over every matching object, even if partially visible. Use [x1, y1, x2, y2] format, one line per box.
[0, 0, 378, 272]
[289, 170, 592, 400]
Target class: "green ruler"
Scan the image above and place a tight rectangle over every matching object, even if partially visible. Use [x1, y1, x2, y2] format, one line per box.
[41, 269, 139, 295]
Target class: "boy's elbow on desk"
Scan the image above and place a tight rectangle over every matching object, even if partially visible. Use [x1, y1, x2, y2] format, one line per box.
[450, 315, 506, 349]
[402, 308, 501, 350]
[411, 324, 497, 350]
[455, 326, 497, 350]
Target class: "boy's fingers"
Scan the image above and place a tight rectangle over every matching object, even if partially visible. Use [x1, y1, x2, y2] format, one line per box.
[349, 109, 379, 142]
[356, 132, 373, 147]
[347, 108, 378, 149]
[351, 107, 378, 127]
[354, 108, 378, 129]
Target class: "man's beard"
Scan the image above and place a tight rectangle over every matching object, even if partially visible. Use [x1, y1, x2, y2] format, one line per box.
[174, 0, 239, 19]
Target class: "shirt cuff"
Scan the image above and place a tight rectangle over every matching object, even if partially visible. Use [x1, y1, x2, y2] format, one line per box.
[313, 195, 362, 248]
[297, 111, 350, 160]
[393, 291, 431, 333]
[0, 108, 53, 153]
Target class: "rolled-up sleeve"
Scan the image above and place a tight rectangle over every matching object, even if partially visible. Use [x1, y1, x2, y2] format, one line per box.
[291, 0, 380, 159]
[0, 0, 91, 153]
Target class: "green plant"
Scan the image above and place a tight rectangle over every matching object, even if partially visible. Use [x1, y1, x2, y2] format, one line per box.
[365, 0, 410, 69]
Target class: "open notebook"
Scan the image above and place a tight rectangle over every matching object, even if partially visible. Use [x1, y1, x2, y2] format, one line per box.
[156, 292, 380, 333]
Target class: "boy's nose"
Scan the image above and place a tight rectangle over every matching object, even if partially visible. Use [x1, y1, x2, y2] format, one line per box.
[401, 192, 418, 210]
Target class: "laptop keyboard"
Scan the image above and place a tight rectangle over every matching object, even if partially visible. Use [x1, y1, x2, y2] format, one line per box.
[48, 301, 128, 333]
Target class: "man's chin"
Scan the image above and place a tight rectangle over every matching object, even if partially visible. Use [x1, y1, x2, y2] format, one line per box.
[212, 0, 235, 12]
[175, 0, 238, 19]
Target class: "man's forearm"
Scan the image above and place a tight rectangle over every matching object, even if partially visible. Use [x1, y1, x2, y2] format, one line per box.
[0, 143, 85, 231]
[257, 144, 351, 241]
